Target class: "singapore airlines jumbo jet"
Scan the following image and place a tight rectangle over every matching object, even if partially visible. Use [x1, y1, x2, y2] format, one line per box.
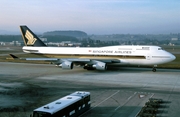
[17, 25, 175, 72]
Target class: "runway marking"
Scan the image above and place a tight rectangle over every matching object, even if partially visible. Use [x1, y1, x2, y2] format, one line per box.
[79, 90, 120, 117]
[114, 92, 137, 111]
[150, 93, 155, 98]
[93, 90, 120, 108]
[127, 96, 132, 100]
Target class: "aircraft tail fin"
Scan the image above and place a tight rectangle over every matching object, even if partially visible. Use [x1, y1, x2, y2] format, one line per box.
[19, 25, 46, 46]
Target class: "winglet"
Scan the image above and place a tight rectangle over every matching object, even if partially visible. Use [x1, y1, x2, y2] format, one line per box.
[19, 25, 46, 47]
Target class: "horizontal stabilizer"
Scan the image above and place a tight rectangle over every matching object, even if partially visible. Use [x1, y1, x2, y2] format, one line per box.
[9, 54, 19, 59]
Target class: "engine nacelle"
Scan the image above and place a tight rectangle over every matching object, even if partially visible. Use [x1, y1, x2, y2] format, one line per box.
[59, 61, 73, 69]
[92, 62, 107, 70]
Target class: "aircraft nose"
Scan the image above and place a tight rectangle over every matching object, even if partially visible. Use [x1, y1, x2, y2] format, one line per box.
[171, 54, 176, 61]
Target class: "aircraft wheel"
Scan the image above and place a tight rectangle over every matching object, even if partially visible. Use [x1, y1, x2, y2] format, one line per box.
[152, 67, 156, 72]
[87, 67, 95, 70]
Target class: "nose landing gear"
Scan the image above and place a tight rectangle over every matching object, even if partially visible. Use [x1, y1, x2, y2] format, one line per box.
[152, 67, 156, 72]
[152, 65, 157, 72]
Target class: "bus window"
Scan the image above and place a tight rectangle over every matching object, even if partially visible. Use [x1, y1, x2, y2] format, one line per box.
[33, 111, 51, 117]
[84, 96, 90, 103]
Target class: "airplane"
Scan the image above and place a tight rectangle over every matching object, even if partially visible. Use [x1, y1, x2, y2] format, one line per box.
[15, 25, 176, 72]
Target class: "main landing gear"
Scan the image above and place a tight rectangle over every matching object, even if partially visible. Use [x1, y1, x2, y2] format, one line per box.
[152, 65, 157, 72]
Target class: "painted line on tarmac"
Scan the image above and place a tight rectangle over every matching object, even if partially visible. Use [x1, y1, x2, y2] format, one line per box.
[79, 90, 120, 117]
[114, 92, 137, 111]
[93, 90, 120, 108]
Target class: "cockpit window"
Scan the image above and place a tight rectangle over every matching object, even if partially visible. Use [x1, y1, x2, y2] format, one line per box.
[158, 48, 163, 50]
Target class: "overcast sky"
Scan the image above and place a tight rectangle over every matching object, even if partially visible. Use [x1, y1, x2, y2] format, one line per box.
[0, 0, 180, 34]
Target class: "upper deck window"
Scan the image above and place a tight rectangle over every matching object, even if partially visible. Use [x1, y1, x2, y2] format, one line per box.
[136, 47, 149, 50]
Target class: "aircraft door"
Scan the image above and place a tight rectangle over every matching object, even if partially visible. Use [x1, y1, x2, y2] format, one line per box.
[146, 54, 151, 60]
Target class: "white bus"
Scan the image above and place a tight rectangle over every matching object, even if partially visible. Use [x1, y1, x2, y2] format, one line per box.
[32, 91, 90, 117]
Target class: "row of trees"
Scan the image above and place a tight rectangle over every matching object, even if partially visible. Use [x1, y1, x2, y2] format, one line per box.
[0, 34, 179, 47]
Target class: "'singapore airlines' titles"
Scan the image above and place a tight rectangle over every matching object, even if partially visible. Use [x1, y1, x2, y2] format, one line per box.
[90, 50, 132, 54]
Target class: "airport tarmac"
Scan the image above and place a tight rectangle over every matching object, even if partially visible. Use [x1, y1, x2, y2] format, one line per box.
[0, 62, 180, 117]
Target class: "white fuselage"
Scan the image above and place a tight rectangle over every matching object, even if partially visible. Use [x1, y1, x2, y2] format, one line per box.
[22, 45, 176, 66]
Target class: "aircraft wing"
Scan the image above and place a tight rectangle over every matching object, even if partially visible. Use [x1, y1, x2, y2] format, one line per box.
[9, 54, 58, 61]
[9, 54, 120, 70]
[9, 54, 91, 62]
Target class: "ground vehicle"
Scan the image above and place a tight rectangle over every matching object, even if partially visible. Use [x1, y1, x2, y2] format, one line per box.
[32, 91, 90, 117]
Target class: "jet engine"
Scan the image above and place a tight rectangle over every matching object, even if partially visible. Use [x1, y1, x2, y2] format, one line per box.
[92, 62, 107, 70]
[84, 61, 107, 70]
[59, 61, 73, 69]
